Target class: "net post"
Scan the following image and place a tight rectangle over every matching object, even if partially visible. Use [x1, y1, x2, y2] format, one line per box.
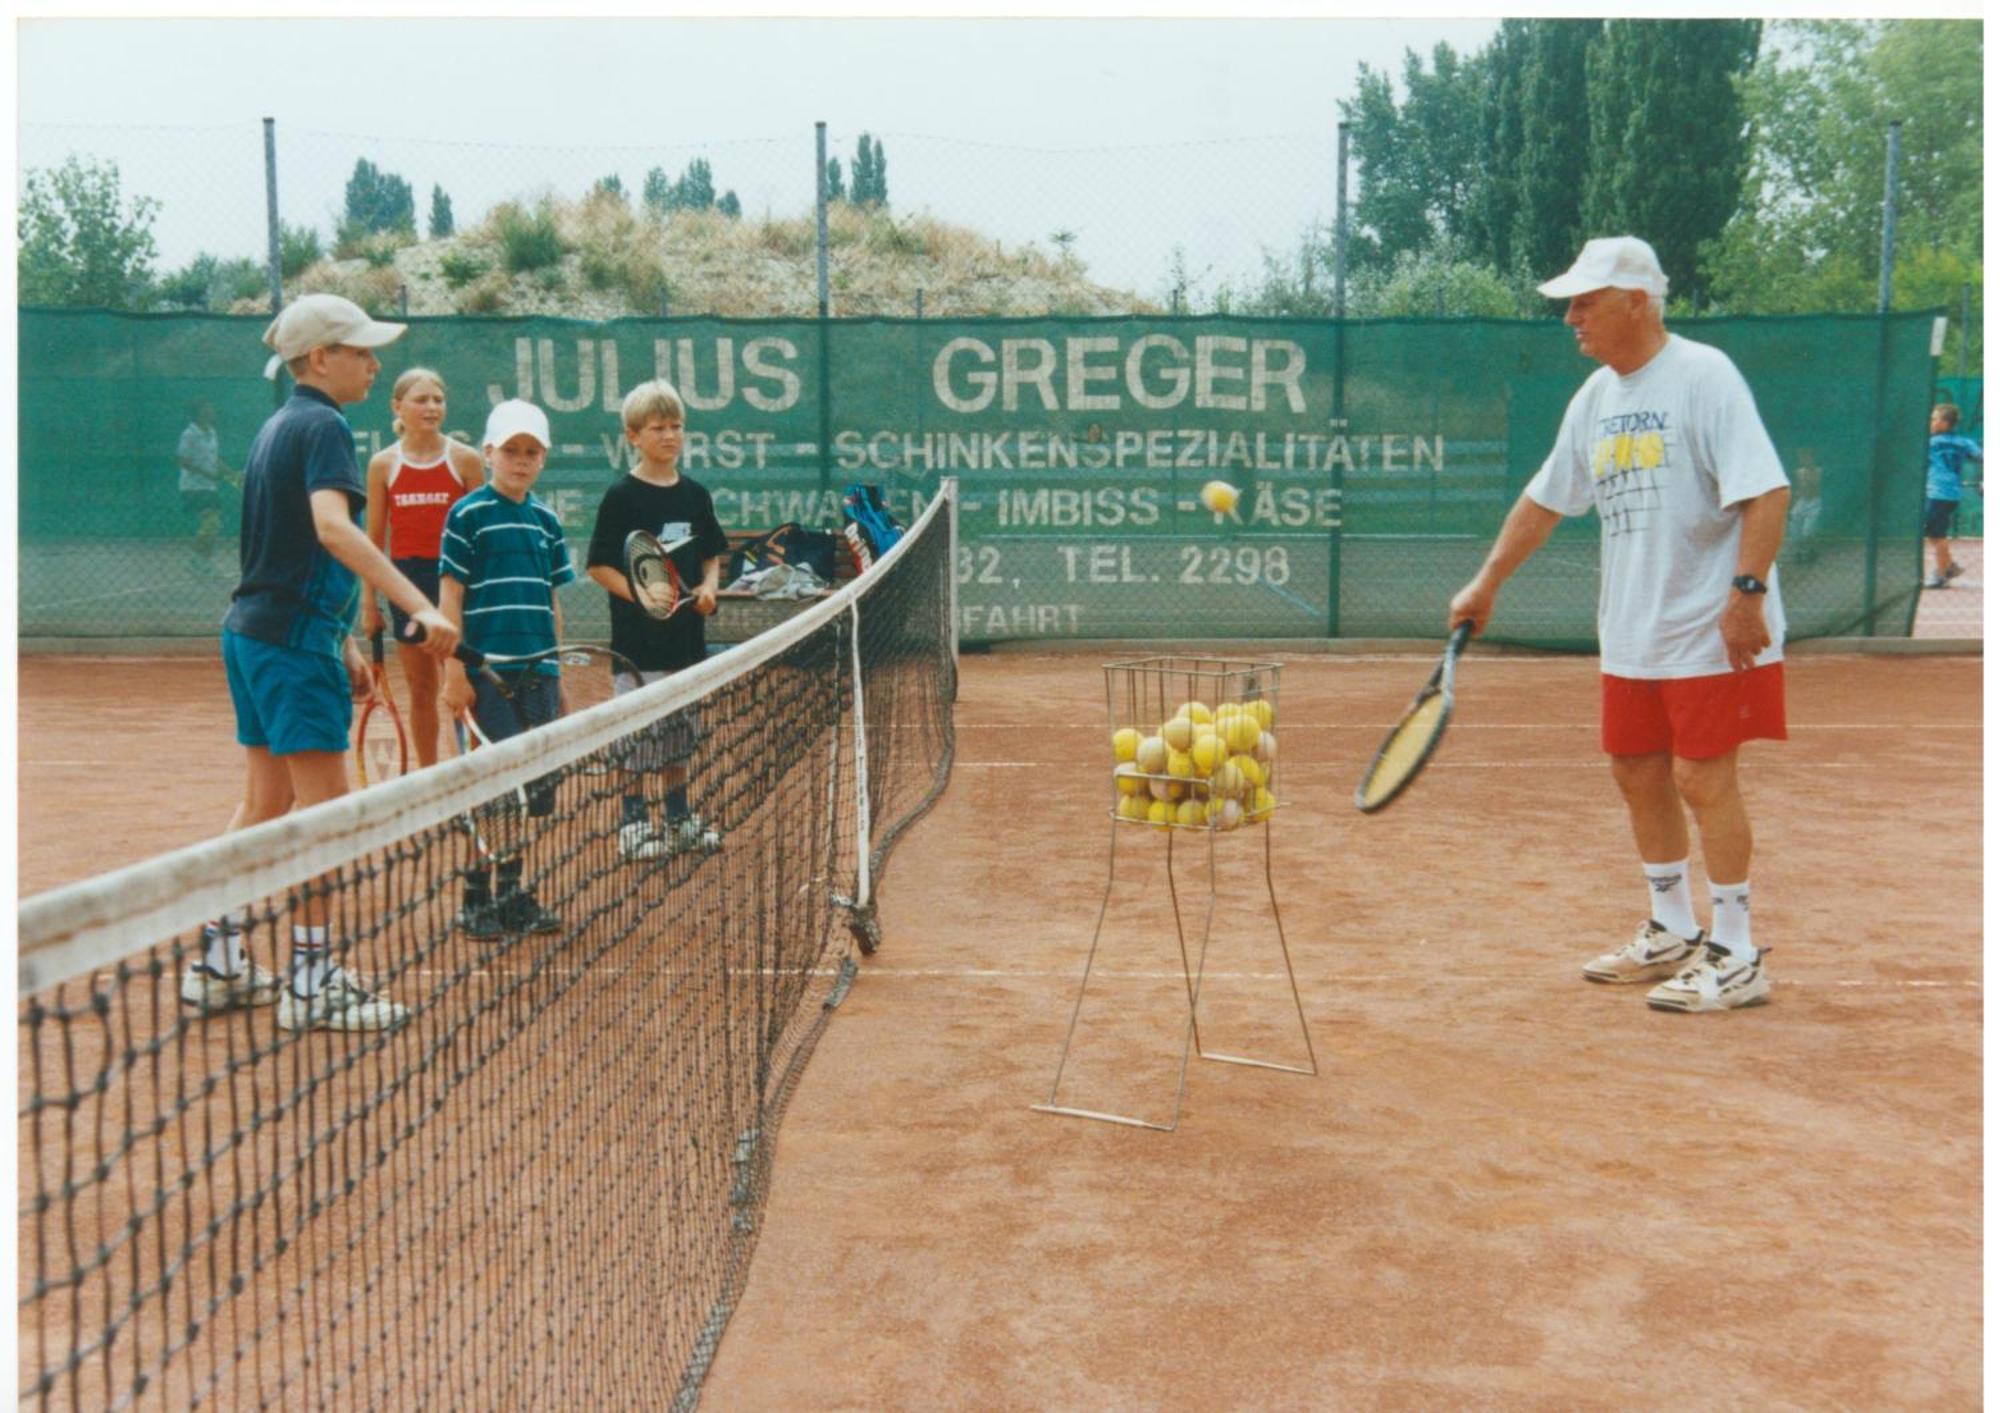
[944, 475, 961, 681]
[849, 598, 873, 914]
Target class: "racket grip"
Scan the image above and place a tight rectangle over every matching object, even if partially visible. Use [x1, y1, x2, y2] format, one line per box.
[1448, 619, 1475, 652]
[397, 621, 502, 683]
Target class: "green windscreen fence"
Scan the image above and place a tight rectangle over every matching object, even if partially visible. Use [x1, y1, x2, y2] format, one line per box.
[20, 309, 1941, 645]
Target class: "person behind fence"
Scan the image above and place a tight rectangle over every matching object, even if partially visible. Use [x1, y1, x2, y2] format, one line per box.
[190, 294, 460, 1034]
[1923, 403, 1982, 589]
[1446, 235, 1791, 1015]
[585, 378, 728, 862]
[440, 398, 574, 939]
[361, 368, 485, 766]
[176, 399, 236, 569]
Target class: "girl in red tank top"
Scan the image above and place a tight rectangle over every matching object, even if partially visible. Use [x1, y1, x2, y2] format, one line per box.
[363, 369, 485, 768]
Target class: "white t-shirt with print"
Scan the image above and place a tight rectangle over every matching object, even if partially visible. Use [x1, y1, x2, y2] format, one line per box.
[1525, 334, 1788, 680]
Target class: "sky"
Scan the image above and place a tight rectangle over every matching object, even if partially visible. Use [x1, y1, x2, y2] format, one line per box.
[15, 13, 1506, 303]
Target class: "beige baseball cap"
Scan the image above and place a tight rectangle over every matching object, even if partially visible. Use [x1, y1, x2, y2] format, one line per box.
[1536, 236, 1669, 299]
[483, 399, 551, 449]
[262, 293, 407, 360]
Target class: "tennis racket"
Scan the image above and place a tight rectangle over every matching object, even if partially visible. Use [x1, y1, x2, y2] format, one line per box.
[624, 530, 697, 620]
[354, 627, 409, 787]
[1354, 620, 1474, 814]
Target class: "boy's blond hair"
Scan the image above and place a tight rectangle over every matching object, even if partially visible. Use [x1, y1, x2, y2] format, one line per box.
[621, 379, 685, 431]
[1934, 403, 1961, 430]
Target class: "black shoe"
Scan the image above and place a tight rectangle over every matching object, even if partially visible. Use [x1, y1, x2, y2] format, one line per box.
[498, 890, 563, 935]
[458, 898, 504, 940]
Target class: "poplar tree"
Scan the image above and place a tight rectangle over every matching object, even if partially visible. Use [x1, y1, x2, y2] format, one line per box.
[1510, 19, 1599, 288]
[428, 185, 454, 239]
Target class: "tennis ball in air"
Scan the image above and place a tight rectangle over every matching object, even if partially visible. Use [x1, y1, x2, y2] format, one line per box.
[1177, 701, 1213, 726]
[1223, 714, 1261, 754]
[1190, 734, 1225, 776]
[1161, 715, 1196, 753]
[1231, 754, 1265, 790]
[1114, 764, 1146, 797]
[1112, 727, 1141, 762]
[1200, 480, 1240, 515]
[1134, 735, 1169, 774]
[1147, 799, 1174, 830]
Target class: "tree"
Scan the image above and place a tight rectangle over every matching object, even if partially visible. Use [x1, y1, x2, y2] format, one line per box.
[428, 184, 455, 239]
[824, 156, 845, 203]
[594, 173, 626, 201]
[1510, 19, 1599, 287]
[1582, 19, 1762, 305]
[18, 156, 160, 308]
[670, 158, 715, 211]
[642, 166, 672, 216]
[870, 136, 889, 208]
[1341, 43, 1486, 272]
[341, 158, 416, 239]
[717, 190, 742, 220]
[851, 133, 889, 207]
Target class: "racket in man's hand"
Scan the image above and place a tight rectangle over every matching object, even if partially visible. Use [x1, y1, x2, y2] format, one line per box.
[624, 530, 699, 620]
[354, 627, 409, 786]
[1354, 620, 1474, 814]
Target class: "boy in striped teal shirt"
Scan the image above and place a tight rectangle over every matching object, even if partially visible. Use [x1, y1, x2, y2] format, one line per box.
[441, 399, 574, 938]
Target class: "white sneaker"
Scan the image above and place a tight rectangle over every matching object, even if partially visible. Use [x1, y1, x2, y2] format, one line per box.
[1646, 943, 1771, 1013]
[670, 815, 722, 855]
[180, 961, 281, 1013]
[1583, 920, 1705, 984]
[619, 820, 669, 861]
[277, 969, 410, 1032]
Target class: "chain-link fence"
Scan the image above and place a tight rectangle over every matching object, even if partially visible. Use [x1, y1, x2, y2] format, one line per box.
[20, 120, 1339, 321]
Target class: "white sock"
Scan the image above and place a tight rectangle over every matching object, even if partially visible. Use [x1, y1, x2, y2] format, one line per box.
[290, 925, 331, 996]
[1708, 882, 1755, 959]
[1643, 859, 1700, 939]
[202, 917, 247, 977]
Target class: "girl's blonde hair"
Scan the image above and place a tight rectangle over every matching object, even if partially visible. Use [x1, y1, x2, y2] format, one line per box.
[620, 379, 685, 431]
[390, 367, 447, 438]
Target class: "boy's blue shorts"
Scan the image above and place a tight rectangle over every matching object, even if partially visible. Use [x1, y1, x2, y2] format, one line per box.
[223, 629, 353, 756]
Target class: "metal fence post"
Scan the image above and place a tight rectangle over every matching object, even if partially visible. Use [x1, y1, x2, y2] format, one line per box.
[1877, 120, 1901, 315]
[815, 122, 832, 496]
[263, 117, 285, 405]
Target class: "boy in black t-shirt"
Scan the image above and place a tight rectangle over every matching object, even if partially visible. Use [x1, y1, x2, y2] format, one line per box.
[586, 379, 730, 860]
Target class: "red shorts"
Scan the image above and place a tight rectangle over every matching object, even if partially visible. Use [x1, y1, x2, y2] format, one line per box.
[1600, 664, 1788, 760]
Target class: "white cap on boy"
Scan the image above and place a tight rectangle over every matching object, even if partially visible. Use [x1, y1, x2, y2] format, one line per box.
[483, 399, 552, 449]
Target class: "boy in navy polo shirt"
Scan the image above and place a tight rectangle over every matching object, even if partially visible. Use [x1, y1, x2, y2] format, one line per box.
[195, 293, 461, 1034]
[440, 399, 574, 938]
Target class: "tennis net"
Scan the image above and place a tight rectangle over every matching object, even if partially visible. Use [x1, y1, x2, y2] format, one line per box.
[17, 481, 958, 1410]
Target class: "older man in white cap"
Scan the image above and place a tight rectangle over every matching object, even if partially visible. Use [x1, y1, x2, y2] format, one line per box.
[185, 293, 461, 1034]
[1447, 237, 1792, 1014]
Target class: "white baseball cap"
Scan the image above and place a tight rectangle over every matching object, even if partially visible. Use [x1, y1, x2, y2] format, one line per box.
[1536, 236, 1669, 299]
[261, 293, 407, 360]
[483, 399, 552, 449]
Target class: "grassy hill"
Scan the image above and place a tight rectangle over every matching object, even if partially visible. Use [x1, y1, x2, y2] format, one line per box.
[274, 192, 1155, 320]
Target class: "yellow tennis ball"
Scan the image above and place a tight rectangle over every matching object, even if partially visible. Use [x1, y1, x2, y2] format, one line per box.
[1212, 762, 1246, 798]
[1112, 727, 1140, 762]
[1190, 735, 1225, 776]
[1247, 699, 1275, 730]
[1200, 480, 1240, 515]
[1147, 799, 1173, 829]
[1167, 750, 1194, 780]
[1229, 754, 1265, 790]
[1248, 787, 1277, 821]
[1254, 730, 1277, 765]
[1161, 715, 1195, 753]
[1223, 714, 1260, 754]
[1114, 764, 1146, 797]
[1177, 701, 1213, 726]
[1118, 794, 1151, 823]
[1176, 798, 1206, 829]
[1214, 797, 1244, 831]
[1135, 735, 1168, 774]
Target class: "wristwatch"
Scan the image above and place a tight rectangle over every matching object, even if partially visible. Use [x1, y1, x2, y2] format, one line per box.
[1731, 574, 1768, 595]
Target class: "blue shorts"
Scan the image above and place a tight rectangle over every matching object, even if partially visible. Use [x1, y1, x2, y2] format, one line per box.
[611, 668, 702, 770]
[472, 670, 562, 815]
[223, 629, 353, 755]
[1923, 498, 1960, 539]
[389, 556, 442, 639]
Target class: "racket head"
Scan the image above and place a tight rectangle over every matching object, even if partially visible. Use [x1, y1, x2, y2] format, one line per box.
[623, 530, 684, 620]
[1353, 622, 1473, 815]
[354, 697, 408, 787]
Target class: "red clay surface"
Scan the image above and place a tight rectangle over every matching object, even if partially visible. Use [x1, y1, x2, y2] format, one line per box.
[18, 647, 1985, 1408]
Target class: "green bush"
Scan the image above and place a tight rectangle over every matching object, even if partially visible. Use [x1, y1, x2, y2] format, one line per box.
[439, 247, 489, 289]
[492, 201, 567, 273]
[454, 270, 511, 314]
[279, 224, 322, 278]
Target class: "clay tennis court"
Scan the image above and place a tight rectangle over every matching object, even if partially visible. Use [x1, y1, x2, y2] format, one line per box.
[18, 644, 1983, 1407]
